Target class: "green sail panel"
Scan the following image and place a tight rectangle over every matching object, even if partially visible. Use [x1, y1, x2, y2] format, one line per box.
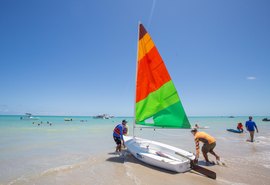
[136, 80, 190, 128]
[136, 102, 190, 128]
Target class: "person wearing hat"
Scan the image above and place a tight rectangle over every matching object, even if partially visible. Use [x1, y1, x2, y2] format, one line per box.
[191, 128, 220, 165]
[245, 116, 258, 142]
[113, 120, 127, 153]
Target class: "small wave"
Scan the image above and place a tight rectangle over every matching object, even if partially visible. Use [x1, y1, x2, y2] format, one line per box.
[7, 175, 28, 185]
[124, 163, 142, 185]
[40, 155, 99, 177]
[6, 164, 82, 185]
[263, 164, 270, 169]
[256, 136, 270, 142]
[41, 164, 77, 176]
[254, 136, 270, 146]
[6, 156, 98, 185]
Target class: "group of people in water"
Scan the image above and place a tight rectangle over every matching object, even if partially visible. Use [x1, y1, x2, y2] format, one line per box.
[113, 116, 259, 165]
[32, 121, 52, 126]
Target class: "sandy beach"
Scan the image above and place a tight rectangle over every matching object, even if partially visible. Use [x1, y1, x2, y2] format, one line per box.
[1, 116, 270, 185]
[1, 1, 270, 184]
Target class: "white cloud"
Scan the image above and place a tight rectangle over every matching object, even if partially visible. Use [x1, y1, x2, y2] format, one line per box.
[246, 76, 256, 80]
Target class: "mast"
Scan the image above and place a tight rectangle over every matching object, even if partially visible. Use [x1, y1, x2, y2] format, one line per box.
[133, 22, 141, 137]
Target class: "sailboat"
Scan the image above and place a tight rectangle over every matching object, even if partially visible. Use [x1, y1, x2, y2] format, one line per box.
[124, 23, 215, 178]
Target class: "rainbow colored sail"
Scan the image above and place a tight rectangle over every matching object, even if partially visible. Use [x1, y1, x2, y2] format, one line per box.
[135, 24, 190, 128]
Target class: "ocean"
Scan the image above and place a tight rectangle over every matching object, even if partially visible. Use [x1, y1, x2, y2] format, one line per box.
[0, 115, 270, 185]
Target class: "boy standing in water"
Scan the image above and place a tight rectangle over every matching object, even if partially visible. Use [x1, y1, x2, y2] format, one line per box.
[245, 116, 258, 142]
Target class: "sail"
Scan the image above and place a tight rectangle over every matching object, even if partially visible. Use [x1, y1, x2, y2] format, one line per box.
[135, 24, 190, 128]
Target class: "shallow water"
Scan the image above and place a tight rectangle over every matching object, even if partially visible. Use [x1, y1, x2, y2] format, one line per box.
[0, 115, 270, 185]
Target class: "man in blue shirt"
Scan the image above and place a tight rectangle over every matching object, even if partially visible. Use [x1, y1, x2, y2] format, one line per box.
[245, 116, 259, 142]
[113, 120, 127, 152]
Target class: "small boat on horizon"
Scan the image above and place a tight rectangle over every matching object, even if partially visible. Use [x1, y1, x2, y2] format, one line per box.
[262, 118, 270, 121]
[20, 113, 39, 120]
[93, 114, 114, 119]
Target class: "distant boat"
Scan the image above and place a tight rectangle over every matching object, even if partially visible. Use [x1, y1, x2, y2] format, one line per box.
[93, 114, 114, 119]
[262, 118, 270, 121]
[20, 113, 39, 120]
[64, 118, 73, 121]
[192, 125, 209, 129]
[228, 116, 235, 118]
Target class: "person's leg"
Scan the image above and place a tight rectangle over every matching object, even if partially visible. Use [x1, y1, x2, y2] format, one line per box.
[202, 151, 209, 162]
[209, 142, 220, 160]
[209, 150, 220, 160]
[114, 137, 121, 152]
[250, 131, 255, 142]
[117, 144, 121, 152]
[117, 137, 122, 152]
[202, 144, 210, 162]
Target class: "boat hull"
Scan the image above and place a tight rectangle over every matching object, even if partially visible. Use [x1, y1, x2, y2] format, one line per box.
[262, 118, 270, 121]
[123, 136, 195, 173]
[227, 129, 243, 133]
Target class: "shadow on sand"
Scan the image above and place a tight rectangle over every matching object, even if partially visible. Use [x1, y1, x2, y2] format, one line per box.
[106, 156, 125, 164]
[106, 150, 179, 174]
[106, 150, 216, 179]
[197, 160, 215, 166]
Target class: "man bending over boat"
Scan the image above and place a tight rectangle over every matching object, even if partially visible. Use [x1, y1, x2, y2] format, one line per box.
[191, 128, 220, 165]
[113, 120, 127, 153]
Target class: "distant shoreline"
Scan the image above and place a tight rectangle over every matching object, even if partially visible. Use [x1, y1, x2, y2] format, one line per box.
[0, 114, 268, 118]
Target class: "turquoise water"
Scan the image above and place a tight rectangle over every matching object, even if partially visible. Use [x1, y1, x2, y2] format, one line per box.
[0, 115, 270, 185]
[0, 115, 130, 184]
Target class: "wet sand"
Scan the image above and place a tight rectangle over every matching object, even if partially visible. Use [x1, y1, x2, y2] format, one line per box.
[11, 142, 269, 185]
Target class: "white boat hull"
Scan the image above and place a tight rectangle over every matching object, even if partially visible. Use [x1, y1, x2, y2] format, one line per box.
[124, 136, 195, 173]
[20, 116, 39, 120]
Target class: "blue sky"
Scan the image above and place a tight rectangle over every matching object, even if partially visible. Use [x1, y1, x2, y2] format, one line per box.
[0, 0, 269, 116]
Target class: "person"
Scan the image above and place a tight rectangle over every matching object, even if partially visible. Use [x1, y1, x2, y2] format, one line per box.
[237, 122, 244, 132]
[113, 120, 127, 153]
[194, 124, 199, 129]
[191, 128, 220, 165]
[245, 116, 258, 142]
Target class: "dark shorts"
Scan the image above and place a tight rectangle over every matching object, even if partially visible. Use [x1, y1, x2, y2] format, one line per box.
[202, 142, 216, 153]
[113, 136, 121, 145]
